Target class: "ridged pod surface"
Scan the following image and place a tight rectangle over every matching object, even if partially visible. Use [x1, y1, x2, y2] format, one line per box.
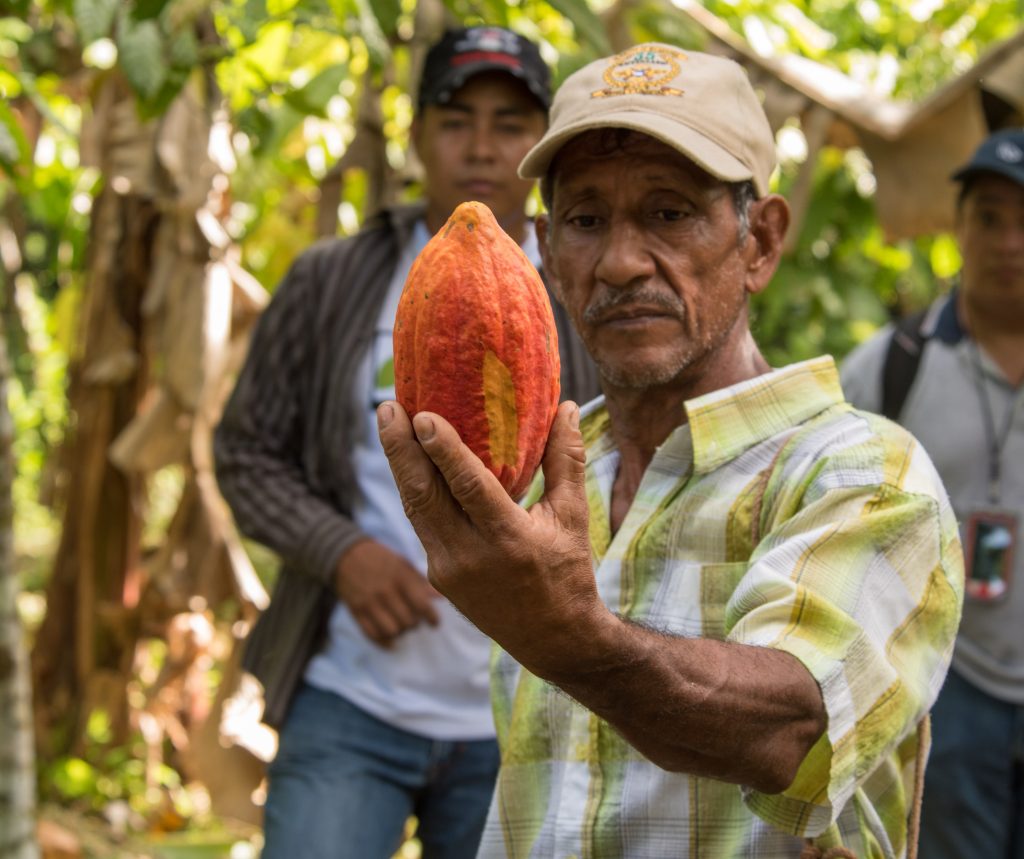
[393, 201, 561, 500]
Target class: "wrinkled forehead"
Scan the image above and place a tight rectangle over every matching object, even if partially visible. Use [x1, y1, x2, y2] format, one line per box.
[545, 128, 722, 200]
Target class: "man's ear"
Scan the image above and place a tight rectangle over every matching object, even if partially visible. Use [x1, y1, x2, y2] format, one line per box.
[744, 194, 789, 296]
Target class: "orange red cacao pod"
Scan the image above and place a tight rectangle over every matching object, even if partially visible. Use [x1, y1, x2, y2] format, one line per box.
[393, 201, 561, 500]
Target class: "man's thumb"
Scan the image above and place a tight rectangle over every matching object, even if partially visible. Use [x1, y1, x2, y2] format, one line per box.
[541, 401, 588, 525]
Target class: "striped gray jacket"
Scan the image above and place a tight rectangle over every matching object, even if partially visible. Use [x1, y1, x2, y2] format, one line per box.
[213, 203, 601, 728]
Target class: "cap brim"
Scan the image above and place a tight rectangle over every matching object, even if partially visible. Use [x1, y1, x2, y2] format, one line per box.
[951, 162, 1024, 188]
[519, 110, 754, 187]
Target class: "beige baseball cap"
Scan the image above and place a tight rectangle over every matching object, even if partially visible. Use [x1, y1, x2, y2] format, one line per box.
[518, 44, 776, 197]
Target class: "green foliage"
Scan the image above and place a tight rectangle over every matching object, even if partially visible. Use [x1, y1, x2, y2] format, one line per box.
[0, 99, 31, 176]
[73, 0, 119, 45]
[41, 712, 171, 815]
[1, 0, 1016, 576]
[3, 0, 1017, 531]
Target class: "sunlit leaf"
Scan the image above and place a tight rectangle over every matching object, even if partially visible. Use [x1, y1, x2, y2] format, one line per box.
[930, 233, 961, 279]
[282, 62, 348, 116]
[51, 757, 99, 799]
[0, 17, 33, 43]
[240, 19, 293, 81]
[349, 0, 391, 68]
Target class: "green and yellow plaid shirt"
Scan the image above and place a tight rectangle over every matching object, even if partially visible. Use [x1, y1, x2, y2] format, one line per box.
[480, 357, 963, 859]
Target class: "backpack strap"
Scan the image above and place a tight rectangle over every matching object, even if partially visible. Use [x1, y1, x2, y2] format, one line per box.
[881, 309, 930, 421]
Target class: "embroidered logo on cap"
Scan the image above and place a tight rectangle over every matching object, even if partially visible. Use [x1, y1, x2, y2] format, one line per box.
[455, 27, 524, 58]
[592, 45, 686, 98]
[996, 140, 1023, 164]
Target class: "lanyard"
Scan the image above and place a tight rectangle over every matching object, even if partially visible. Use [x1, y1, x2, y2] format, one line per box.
[967, 340, 1019, 505]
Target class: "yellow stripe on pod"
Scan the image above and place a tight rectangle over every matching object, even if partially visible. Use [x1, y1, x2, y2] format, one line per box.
[482, 349, 519, 470]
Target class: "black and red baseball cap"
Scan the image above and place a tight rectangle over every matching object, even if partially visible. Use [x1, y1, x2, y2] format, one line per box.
[417, 27, 551, 112]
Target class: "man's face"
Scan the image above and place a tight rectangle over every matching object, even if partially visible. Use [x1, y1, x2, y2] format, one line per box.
[957, 174, 1024, 324]
[539, 132, 756, 391]
[413, 72, 547, 240]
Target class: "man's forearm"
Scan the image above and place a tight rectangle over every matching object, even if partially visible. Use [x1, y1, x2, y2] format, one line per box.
[523, 611, 827, 794]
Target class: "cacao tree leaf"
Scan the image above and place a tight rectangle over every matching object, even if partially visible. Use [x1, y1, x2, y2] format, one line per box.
[0, 0, 31, 19]
[0, 124, 16, 166]
[281, 62, 348, 117]
[349, 0, 391, 68]
[136, 65, 191, 120]
[237, 0, 269, 43]
[130, 0, 173, 21]
[0, 17, 33, 44]
[366, 0, 402, 37]
[116, 13, 167, 100]
[253, 104, 304, 159]
[0, 101, 30, 168]
[541, 0, 611, 55]
[168, 28, 199, 69]
[73, 0, 119, 45]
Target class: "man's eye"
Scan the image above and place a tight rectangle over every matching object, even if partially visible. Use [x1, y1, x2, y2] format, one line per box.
[653, 209, 686, 222]
[568, 214, 601, 229]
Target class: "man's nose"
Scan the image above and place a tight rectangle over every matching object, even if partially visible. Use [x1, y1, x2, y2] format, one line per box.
[594, 221, 656, 288]
[467, 126, 497, 161]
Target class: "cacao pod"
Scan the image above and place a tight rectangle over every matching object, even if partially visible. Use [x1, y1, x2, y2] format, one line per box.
[393, 201, 561, 500]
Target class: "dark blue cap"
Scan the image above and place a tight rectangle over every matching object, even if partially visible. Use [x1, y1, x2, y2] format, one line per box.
[952, 127, 1024, 188]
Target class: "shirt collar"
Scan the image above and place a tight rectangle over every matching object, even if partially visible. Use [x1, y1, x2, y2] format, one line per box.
[578, 356, 847, 475]
[686, 356, 846, 474]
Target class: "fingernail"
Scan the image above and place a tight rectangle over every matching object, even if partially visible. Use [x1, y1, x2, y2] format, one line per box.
[377, 403, 394, 428]
[570, 403, 580, 429]
[414, 415, 435, 442]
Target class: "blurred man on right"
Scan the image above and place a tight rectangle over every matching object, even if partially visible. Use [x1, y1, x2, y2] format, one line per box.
[841, 127, 1024, 858]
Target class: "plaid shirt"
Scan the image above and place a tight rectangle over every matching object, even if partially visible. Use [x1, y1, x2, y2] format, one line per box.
[480, 357, 963, 859]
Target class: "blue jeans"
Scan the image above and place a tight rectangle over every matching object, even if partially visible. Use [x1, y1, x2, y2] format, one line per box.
[261, 683, 500, 859]
[918, 669, 1024, 859]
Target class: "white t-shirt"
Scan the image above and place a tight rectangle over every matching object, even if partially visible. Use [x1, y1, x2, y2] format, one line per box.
[305, 219, 542, 739]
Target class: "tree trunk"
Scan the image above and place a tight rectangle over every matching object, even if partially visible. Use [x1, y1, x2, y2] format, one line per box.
[0, 325, 40, 858]
[29, 149, 153, 753]
[29, 59, 273, 821]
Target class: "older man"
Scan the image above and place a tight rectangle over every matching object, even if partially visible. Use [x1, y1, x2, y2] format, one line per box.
[379, 44, 963, 858]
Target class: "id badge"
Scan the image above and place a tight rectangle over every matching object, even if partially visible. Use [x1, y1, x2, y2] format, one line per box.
[963, 509, 1018, 601]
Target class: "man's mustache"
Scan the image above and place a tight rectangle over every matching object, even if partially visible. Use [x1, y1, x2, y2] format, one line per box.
[582, 288, 686, 324]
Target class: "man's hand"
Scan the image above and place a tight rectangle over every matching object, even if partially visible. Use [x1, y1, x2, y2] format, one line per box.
[334, 540, 440, 647]
[376, 399, 606, 678]
[377, 400, 829, 788]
